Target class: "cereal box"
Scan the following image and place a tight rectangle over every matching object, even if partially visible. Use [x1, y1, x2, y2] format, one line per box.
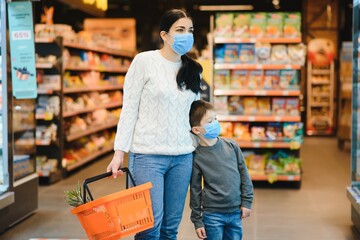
[224, 44, 240, 63]
[239, 44, 255, 63]
[230, 70, 248, 89]
[243, 97, 258, 115]
[233, 13, 251, 38]
[249, 13, 267, 38]
[247, 70, 263, 89]
[279, 70, 299, 89]
[257, 97, 271, 115]
[228, 96, 244, 115]
[220, 122, 234, 137]
[283, 12, 301, 38]
[215, 45, 225, 63]
[214, 96, 229, 114]
[272, 98, 286, 116]
[285, 98, 300, 116]
[263, 70, 280, 89]
[214, 70, 230, 89]
[266, 13, 283, 38]
[215, 13, 234, 37]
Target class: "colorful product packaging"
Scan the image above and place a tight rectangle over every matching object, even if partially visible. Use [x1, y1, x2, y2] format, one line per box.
[247, 70, 263, 89]
[224, 44, 240, 63]
[266, 122, 283, 141]
[271, 45, 289, 64]
[249, 13, 267, 38]
[214, 70, 230, 89]
[220, 122, 234, 137]
[283, 12, 301, 38]
[239, 44, 255, 63]
[233, 123, 251, 140]
[263, 70, 280, 89]
[285, 98, 300, 116]
[266, 13, 283, 38]
[230, 70, 248, 89]
[255, 42, 271, 64]
[233, 13, 251, 38]
[257, 97, 271, 115]
[215, 13, 234, 37]
[272, 98, 286, 116]
[215, 45, 225, 63]
[228, 96, 244, 115]
[279, 70, 299, 89]
[214, 96, 229, 114]
[243, 97, 258, 115]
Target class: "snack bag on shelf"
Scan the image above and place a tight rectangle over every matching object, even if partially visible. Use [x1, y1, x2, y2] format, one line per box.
[283, 122, 303, 142]
[255, 42, 271, 64]
[214, 96, 229, 114]
[230, 70, 248, 89]
[239, 43, 255, 63]
[283, 12, 301, 38]
[257, 97, 271, 115]
[233, 13, 251, 38]
[250, 13, 267, 38]
[251, 126, 266, 141]
[224, 44, 240, 63]
[215, 13, 234, 37]
[233, 123, 251, 141]
[288, 43, 307, 65]
[228, 96, 244, 115]
[285, 98, 300, 116]
[266, 122, 283, 141]
[243, 151, 255, 168]
[263, 70, 280, 89]
[247, 70, 263, 89]
[248, 154, 266, 174]
[266, 13, 283, 38]
[271, 45, 289, 64]
[272, 98, 286, 116]
[243, 97, 258, 115]
[280, 155, 301, 174]
[214, 70, 230, 89]
[215, 45, 225, 63]
[279, 69, 299, 89]
[220, 122, 234, 137]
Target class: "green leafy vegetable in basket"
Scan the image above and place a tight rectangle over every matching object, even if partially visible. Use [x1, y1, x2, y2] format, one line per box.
[64, 181, 90, 207]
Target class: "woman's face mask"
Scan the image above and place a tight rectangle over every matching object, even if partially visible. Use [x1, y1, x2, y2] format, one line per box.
[167, 33, 194, 55]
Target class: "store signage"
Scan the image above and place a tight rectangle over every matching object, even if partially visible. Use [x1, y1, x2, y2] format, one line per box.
[83, 0, 107, 11]
[7, 1, 37, 99]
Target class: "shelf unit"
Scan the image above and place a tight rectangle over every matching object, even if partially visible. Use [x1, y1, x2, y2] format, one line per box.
[306, 61, 335, 135]
[211, 12, 304, 186]
[34, 37, 133, 183]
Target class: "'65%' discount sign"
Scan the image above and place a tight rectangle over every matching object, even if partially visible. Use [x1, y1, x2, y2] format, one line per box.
[12, 30, 32, 40]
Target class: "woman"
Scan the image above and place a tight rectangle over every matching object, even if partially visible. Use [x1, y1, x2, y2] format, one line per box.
[107, 9, 202, 240]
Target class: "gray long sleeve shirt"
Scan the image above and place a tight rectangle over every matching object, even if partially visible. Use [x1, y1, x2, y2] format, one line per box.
[190, 138, 254, 229]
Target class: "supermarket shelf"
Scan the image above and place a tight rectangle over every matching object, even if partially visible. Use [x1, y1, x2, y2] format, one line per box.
[214, 63, 302, 70]
[36, 62, 54, 69]
[64, 102, 122, 118]
[250, 174, 301, 181]
[311, 81, 330, 85]
[66, 145, 114, 171]
[65, 65, 128, 73]
[35, 113, 54, 120]
[66, 120, 118, 142]
[218, 115, 301, 122]
[37, 88, 58, 94]
[214, 37, 302, 44]
[311, 102, 330, 107]
[311, 69, 331, 75]
[63, 84, 123, 94]
[311, 93, 330, 97]
[230, 139, 301, 149]
[63, 41, 135, 58]
[214, 89, 300, 96]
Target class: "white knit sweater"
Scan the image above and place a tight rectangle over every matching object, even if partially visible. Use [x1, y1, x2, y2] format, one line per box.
[114, 50, 199, 155]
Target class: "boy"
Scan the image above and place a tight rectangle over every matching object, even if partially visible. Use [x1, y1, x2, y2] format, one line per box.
[189, 100, 254, 240]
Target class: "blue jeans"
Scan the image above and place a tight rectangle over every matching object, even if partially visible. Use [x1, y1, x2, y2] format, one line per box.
[203, 210, 243, 240]
[128, 152, 193, 240]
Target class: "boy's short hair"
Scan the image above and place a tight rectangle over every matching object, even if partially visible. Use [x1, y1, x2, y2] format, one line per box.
[190, 100, 214, 127]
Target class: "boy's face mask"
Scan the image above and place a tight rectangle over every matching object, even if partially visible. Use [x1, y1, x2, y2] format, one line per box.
[167, 33, 194, 55]
[202, 120, 221, 139]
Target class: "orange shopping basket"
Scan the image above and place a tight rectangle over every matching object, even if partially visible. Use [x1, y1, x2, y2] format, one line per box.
[71, 167, 154, 240]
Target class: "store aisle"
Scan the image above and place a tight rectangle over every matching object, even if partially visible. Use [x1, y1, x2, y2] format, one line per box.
[0, 137, 357, 240]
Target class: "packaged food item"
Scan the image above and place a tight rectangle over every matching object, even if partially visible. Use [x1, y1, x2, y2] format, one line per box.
[214, 96, 229, 114]
[215, 45, 225, 63]
[248, 154, 266, 173]
[250, 13, 267, 38]
[251, 126, 266, 141]
[233, 13, 251, 38]
[272, 98, 286, 116]
[220, 122, 233, 137]
[215, 13, 234, 37]
[233, 123, 251, 141]
[239, 44, 255, 63]
[263, 70, 280, 89]
[243, 151, 255, 167]
[255, 42, 271, 64]
[224, 44, 240, 63]
[271, 45, 288, 64]
[214, 70, 230, 89]
[283, 12, 301, 38]
[243, 97, 258, 115]
[266, 13, 283, 38]
[228, 96, 244, 115]
[247, 70, 263, 89]
[257, 97, 271, 115]
[230, 70, 248, 89]
[286, 98, 300, 116]
[266, 122, 283, 141]
[288, 43, 307, 65]
[279, 70, 299, 89]
[283, 122, 303, 142]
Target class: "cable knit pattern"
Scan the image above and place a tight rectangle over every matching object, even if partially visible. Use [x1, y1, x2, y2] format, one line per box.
[114, 50, 199, 155]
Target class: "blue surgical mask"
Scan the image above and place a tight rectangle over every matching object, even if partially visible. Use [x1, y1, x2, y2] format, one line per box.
[168, 33, 194, 55]
[203, 120, 221, 139]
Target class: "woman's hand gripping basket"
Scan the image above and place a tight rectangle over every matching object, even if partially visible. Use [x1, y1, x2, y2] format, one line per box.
[70, 167, 154, 240]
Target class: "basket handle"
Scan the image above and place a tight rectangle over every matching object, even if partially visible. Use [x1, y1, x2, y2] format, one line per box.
[82, 167, 136, 203]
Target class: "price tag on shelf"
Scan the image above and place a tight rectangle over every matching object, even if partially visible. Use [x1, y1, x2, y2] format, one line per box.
[288, 175, 295, 181]
[253, 142, 260, 148]
[248, 116, 256, 121]
[285, 64, 292, 69]
[265, 142, 273, 148]
[255, 64, 263, 70]
[289, 141, 301, 150]
[249, 38, 256, 43]
[282, 90, 289, 96]
[274, 116, 282, 122]
[255, 90, 266, 96]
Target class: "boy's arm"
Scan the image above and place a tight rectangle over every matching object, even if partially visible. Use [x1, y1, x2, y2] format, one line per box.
[232, 141, 254, 209]
[190, 163, 205, 229]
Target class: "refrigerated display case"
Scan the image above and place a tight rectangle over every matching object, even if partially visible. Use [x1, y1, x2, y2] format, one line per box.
[347, 0, 360, 233]
[0, 0, 38, 233]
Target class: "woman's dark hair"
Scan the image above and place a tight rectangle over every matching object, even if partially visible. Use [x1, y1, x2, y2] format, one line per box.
[160, 9, 202, 94]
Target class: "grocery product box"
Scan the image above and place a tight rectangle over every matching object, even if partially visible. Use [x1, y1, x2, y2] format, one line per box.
[263, 70, 280, 89]
[266, 13, 283, 38]
[283, 12, 301, 38]
[215, 13, 234, 37]
[233, 13, 251, 38]
[214, 70, 230, 89]
[279, 70, 299, 89]
[228, 96, 244, 115]
[239, 44, 255, 63]
[247, 70, 263, 89]
[249, 13, 267, 38]
[230, 70, 248, 89]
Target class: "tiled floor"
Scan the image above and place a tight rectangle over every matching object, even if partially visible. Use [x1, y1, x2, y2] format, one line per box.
[0, 137, 358, 240]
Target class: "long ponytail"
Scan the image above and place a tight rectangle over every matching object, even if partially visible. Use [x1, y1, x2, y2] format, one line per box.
[177, 54, 202, 94]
